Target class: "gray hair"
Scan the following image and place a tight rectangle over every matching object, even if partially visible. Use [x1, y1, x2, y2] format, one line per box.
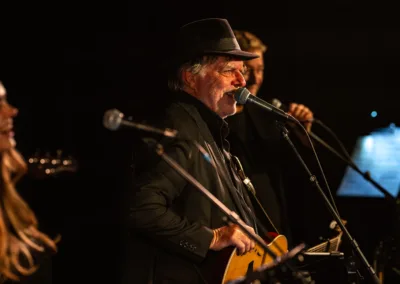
[167, 55, 221, 92]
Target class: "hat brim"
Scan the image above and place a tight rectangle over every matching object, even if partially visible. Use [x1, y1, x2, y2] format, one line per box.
[204, 49, 259, 60]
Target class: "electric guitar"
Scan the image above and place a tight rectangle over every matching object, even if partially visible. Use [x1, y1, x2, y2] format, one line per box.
[27, 150, 78, 179]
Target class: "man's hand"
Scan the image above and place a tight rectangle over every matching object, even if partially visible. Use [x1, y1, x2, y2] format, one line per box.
[288, 103, 314, 133]
[209, 224, 256, 255]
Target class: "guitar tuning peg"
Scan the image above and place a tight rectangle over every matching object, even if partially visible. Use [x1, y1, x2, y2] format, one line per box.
[28, 156, 38, 164]
[63, 155, 73, 165]
[329, 220, 337, 230]
[28, 149, 41, 164]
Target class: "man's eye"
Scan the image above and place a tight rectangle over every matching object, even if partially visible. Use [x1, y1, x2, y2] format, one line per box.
[222, 69, 234, 75]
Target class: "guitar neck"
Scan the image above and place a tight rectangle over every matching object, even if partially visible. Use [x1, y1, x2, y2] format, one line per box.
[307, 234, 342, 253]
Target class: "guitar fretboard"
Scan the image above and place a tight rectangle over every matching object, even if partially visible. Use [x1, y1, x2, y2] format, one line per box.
[307, 235, 341, 253]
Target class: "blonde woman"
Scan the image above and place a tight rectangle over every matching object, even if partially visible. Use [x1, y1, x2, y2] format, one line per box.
[0, 81, 57, 283]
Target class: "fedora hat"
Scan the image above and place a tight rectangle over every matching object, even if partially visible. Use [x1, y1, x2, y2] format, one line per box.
[172, 18, 259, 64]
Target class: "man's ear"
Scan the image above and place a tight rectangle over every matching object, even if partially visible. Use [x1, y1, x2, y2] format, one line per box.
[182, 70, 196, 90]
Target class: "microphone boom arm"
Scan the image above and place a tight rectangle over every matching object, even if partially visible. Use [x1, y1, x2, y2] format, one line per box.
[120, 120, 177, 138]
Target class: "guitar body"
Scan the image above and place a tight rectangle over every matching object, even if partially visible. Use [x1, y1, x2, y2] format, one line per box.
[201, 221, 346, 283]
[222, 234, 288, 284]
[201, 234, 288, 284]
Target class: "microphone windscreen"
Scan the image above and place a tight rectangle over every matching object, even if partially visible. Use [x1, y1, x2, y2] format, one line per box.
[103, 109, 123, 130]
[271, 98, 289, 112]
[234, 87, 251, 104]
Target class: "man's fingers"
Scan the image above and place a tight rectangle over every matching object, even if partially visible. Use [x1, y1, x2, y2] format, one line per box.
[234, 239, 246, 255]
[243, 238, 251, 253]
[240, 225, 255, 252]
[289, 103, 313, 122]
[250, 239, 255, 250]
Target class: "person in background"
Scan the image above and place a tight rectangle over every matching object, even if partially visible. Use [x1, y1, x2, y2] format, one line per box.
[0, 81, 57, 283]
[226, 30, 318, 247]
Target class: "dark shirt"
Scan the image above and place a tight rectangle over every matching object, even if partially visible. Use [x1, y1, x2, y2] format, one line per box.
[172, 93, 258, 229]
[226, 103, 291, 239]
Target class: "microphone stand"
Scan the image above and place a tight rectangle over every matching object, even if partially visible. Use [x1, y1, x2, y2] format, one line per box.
[310, 126, 400, 283]
[275, 122, 381, 284]
[141, 137, 310, 284]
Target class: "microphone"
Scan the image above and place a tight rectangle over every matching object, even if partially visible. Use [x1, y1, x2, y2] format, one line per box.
[271, 98, 314, 123]
[271, 98, 287, 111]
[103, 109, 178, 138]
[103, 109, 212, 163]
[234, 88, 297, 122]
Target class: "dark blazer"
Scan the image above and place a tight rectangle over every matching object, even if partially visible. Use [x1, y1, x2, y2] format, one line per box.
[226, 103, 287, 234]
[122, 93, 254, 284]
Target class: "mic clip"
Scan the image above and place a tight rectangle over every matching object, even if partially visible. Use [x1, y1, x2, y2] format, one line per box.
[231, 155, 256, 195]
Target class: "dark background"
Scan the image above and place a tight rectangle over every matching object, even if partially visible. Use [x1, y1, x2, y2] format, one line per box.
[1, 1, 400, 283]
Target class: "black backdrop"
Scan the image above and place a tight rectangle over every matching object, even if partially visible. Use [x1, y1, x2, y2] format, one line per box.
[1, 1, 400, 282]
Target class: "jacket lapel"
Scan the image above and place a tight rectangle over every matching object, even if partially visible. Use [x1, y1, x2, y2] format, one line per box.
[179, 103, 253, 225]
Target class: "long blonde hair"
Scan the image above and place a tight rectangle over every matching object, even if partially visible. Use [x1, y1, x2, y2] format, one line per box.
[0, 148, 57, 282]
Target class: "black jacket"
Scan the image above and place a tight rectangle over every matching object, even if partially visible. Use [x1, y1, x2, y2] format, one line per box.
[226, 104, 289, 235]
[122, 92, 256, 283]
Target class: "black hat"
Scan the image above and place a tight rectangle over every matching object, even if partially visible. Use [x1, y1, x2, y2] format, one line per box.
[172, 18, 259, 64]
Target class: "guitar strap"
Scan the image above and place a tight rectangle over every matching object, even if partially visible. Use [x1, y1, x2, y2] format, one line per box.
[179, 101, 255, 229]
[204, 141, 256, 230]
[222, 148, 259, 233]
[230, 155, 281, 235]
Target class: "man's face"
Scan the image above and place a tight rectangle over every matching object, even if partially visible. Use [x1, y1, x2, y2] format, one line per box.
[0, 83, 18, 152]
[189, 57, 246, 118]
[243, 49, 264, 96]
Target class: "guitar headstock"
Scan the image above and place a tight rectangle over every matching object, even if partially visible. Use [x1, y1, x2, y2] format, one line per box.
[329, 219, 347, 233]
[27, 149, 78, 179]
[306, 219, 348, 253]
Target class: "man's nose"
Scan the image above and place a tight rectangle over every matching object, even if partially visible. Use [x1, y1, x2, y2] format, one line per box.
[235, 71, 246, 87]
